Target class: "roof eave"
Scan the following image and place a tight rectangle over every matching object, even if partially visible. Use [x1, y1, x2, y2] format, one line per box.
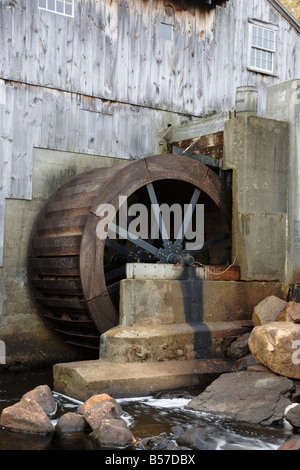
[267, 0, 300, 33]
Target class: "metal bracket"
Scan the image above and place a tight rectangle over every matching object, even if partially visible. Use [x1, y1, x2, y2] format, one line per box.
[173, 146, 222, 169]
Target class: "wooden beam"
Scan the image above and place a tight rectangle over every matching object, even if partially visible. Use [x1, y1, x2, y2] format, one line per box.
[173, 146, 222, 169]
[167, 112, 230, 145]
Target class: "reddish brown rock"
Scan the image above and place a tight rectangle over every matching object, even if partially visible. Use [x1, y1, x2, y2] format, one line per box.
[0, 398, 54, 435]
[55, 412, 87, 433]
[90, 418, 135, 448]
[276, 302, 300, 324]
[78, 393, 123, 417]
[278, 439, 300, 450]
[22, 385, 56, 415]
[83, 401, 121, 430]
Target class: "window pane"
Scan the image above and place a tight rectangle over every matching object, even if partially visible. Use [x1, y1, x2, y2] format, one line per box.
[57, 1, 64, 13]
[38, 0, 74, 16]
[65, 3, 73, 15]
[252, 25, 276, 51]
[250, 23, 275, 73]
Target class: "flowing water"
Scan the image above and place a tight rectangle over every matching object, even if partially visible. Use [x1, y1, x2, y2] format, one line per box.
[0, 367, 296, 451]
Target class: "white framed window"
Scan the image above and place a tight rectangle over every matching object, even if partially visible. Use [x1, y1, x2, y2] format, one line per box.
[248, 22, 277, 75]
[38, 0, 74, 18]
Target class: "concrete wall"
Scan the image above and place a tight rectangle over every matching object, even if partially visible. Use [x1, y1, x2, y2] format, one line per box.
[223, 115, 289, 281]
[266, 79, 300, 284]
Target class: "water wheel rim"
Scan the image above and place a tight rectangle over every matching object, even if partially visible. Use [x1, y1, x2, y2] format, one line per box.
[80, 154, 231, 333]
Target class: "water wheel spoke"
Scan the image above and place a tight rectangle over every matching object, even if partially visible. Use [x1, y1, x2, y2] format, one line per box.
[146, 183, 171, 244]
[109, 222, 159, 258]
[176, 188, 201, 244]
[107, 282, 121, 295]
[105, 237, 131, 259]
[105, 266, 126, 283]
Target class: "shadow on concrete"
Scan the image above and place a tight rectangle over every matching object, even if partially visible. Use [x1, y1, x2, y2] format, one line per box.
[180, 267, 212, 359]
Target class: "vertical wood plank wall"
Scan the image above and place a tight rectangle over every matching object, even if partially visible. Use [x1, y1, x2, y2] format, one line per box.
[0, 0, 299, 265]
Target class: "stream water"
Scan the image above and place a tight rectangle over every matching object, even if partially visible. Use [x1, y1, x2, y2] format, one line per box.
[0, 367, 296, 451]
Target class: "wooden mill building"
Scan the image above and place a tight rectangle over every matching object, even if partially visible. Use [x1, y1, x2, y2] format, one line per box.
[0, 0, 299, 365]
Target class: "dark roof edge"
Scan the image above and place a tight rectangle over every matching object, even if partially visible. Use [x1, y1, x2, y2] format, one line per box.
[267, 0, 300, 33]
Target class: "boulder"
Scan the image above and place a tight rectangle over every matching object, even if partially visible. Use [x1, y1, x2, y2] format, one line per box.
[83, 401, 121, 430]
[55, 412, 87, 433]
[22, 385, 56, 416]
[291, 380, 300, 402]
[278, 438, 300, 450]
[78, 394, 123, 417]
[186, 371, 293, 426]
[252, 296, 287, 327]
[276, 302, 300, 324]
[248, 322, 300, 379]
[0, 398, 54, 435]
[233, 354, 261, 372]
[135, 433, 181, 450]
[176, 427, 215, 450]
[90, 418, 135, 448]
[284, 404, 300, 429]
[228, 333, 251, 361]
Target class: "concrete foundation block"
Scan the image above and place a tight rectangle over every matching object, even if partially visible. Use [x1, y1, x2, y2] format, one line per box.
[120, 278, 286, 325]
[223, 115, 289, 281]
[53, 359, 234, 401]
[99, 321, 252, 363]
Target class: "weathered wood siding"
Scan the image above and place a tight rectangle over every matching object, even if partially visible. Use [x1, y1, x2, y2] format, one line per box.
[0, 0, 299, 265]
[0, 0, 298, 115]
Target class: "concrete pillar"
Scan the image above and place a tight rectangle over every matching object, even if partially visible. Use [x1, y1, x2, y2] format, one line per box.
[266, 79, 300, 285]
[223, 115, 289, 282]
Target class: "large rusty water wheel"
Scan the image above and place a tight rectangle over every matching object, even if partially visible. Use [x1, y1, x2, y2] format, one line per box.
[27, 154, 232, 353]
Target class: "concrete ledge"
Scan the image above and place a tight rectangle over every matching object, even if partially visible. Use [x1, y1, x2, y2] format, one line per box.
[53, 358, 233, 401]
[99, 321, 252, 363]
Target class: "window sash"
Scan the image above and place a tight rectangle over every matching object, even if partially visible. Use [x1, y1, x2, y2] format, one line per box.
[251, 25, 275, 52]
[250, 47, 274, 73]
[249, 23, 276, 74]
[38, 0, 74, 17]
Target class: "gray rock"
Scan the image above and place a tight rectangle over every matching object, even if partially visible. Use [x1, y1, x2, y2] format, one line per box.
[176, 427, 215, 450]
[135, 433, 178, 450]
[233, 353, 260, 371]
[228, 333, 251, 361]
[170, 424, 185, 439]
[252, 296, 287, 326]
[285, 404, 300, 429]
[186, 371, 293, 426]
